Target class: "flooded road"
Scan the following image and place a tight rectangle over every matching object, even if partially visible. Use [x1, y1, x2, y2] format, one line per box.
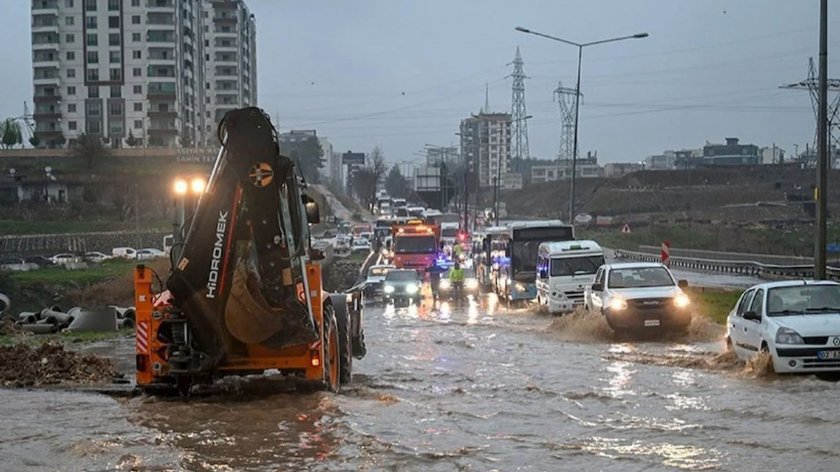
[3, 295, 840, 471]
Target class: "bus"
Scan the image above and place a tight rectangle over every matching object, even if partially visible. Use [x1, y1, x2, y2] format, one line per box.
[475, 226, 507, 291]
[492, 221, 575, 303]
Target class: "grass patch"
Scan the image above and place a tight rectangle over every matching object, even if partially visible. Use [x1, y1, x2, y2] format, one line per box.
[0, 329, 133, 347]
[688, 288, 743, 324]
[0, 219, 170, 236]
[8, 259, 140, 285]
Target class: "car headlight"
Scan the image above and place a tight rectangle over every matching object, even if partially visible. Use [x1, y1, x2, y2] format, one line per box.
[609, 297, 628, 311]
[776, 327, 804, 345]
[440, 279, 451, 290]
[674, 294, 691, 308]
[384, 285, 395, 294]
[515, 283, 526, 292]
[346, 293, 353, 303]
[406, 283, 418, 294]
[465, 278, 478, 290]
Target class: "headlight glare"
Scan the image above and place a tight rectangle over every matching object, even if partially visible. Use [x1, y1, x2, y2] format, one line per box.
[466, 278, 478, 290]
[440, 279, 451, 290]
[609, 298, 628, 311]
[674, 294, 691, 308]
[384, 285, 395, 294]
[406, 283, 418, 294]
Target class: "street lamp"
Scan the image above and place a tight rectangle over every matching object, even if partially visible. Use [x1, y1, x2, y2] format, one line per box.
[516, 26, 648, 221]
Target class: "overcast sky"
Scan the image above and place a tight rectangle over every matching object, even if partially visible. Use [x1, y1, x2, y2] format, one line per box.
[3, 1, 839, 166]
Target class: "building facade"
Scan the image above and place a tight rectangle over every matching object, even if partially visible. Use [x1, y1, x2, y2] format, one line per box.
[30, 0, 256, 149]
[459, 112, 511, 189]
[603, 162, 643, 178]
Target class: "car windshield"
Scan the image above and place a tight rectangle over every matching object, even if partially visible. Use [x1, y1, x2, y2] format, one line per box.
[442, 228, 458, 238]
[767, 285, 840, 315]
[394, 235, 436, 254]
[385, 271, 419, 282]
[609, 267, 674, 288]
[550, 255, 605, 277]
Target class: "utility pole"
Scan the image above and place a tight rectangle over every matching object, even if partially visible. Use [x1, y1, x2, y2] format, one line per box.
[816, 0, 829, 279]
[509, 47, 530, 172]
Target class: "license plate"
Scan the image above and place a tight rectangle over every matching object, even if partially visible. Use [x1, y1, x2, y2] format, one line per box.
[817, 351, 840, 360]
[644, 319, 661, 327]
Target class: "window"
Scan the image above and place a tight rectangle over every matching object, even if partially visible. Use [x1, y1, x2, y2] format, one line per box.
[749, 289, 764, 316]
[108, 16, 119, 28]
[84, 0, 96, 11]
[109, 101, 123, 115]
[88, 86, 99, 98]
[134, 120, 142, 129]
[65, 33, 75, 43]
[109, 51, 120, 63]
[65, 16, 74, 26]
[66, 51, 75, 61]
[66, 68, 75, 78]
[65, 0, 74, 7]
[86, 51, 98, 64]
[133, 103, 142, 112]
[109, 33, 120, 46]
[737, 290, 755, 316]
[67, 86, 76, 95]
[68, 121, 77, 130]
[132, 32, 141, 42]
[132, 50, 141, 59]
[68, 103, 76, 112]
[133, 85, 142, 94]
[107, 0, 119, 10]
[110, 85, 121, 97]
[132, 15, 140, 25]
[109, 68, 121, 81]
[86, 68, 99, 81]
[131, 0, 139, 6]
[85, 16, 97, 28]
[86, 33, 97, 46]
[132, 67, 141, 77]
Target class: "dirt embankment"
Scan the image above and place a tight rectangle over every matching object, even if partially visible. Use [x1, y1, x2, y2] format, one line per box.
[0, 343, 116, 387]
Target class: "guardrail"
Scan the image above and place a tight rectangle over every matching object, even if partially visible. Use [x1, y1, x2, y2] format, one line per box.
[614, 249, 840, 281]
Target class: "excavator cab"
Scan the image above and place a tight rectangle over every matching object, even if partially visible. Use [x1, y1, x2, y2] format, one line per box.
[133, 107, 365, 395]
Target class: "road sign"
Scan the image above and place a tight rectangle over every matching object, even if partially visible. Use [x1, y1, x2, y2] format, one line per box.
[621, 224, 631, 234]
[827, 243, 840, 253]
[661, 240, 671, 267]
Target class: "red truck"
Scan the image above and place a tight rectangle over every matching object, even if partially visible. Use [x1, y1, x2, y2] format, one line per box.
[391, 221, 440, 272]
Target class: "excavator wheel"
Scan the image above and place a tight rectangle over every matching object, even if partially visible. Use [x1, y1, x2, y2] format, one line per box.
[329, 297, 353, 384]
[322, 306, 341, 393]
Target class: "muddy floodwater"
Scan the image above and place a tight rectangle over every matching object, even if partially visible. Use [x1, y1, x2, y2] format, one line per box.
[3, 295, 840, 471]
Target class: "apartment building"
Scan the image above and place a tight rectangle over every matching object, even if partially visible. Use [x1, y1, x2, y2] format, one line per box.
[30, 0, 256, 149]
[459, 112, 511, 189]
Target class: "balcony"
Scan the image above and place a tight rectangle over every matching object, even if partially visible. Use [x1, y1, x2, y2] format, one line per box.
[33, 112, 62, 121]
[31, 0, 58, 14]
[147, 82, 176, 100]
[146, 0, 175, 8]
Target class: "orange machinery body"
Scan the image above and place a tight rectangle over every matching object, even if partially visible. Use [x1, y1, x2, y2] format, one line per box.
[390, 220, 440, 272]
[134, 263, 328, 387]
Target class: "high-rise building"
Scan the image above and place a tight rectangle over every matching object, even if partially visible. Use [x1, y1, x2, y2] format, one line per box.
[201, 0, 257, 135]
[459, 112, 511, 188]
[30, 0, 257, 149]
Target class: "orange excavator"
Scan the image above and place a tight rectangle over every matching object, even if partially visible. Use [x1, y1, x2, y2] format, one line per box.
[133, 107, 366, 394]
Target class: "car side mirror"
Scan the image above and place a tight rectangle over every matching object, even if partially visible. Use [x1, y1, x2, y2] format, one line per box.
[305, 201, 320, 224]
[591, 283, 603, 292]
[743, 310, 761, 322]
[677, 279, 689, 289]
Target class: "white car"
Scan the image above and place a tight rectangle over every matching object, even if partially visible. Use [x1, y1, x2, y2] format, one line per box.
[726, 280, 840, 374]
[51, 253, 79, 265]
[112, 247, 137, 259]
[584, 262, 691, 333]
[136, 248, 167, 260]
[364, 264, 395, 297]
[352, 238, 372, 253]
[84, 251, 111, 263]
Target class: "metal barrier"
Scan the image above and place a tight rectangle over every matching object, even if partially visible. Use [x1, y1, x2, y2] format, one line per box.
[614, 249, 840, 281]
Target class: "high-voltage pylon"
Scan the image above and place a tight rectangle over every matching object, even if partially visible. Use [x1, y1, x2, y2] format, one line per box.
[553, 81, 581, 162]
[509, 47, 530, 168]
[781, 57, 840, 167]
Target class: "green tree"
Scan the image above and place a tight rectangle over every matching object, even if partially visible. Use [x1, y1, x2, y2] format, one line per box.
[385, 164, 408, 198]
[351, 167, 379, 207]
[0, 118, 22, 149]
[71, 132, 111, 169]
[285, 136, 324, 183]
[125, 129, 139, 147]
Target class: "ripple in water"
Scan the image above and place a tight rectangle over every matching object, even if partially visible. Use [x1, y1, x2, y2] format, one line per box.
[544, 308, 724, 344]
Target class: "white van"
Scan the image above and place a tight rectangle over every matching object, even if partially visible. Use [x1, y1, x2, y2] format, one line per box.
[112, 247, 138, 259]
[536, 240, 605, 314]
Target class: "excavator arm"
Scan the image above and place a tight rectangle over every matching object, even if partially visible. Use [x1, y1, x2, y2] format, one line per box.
[165, 107, 318, 373]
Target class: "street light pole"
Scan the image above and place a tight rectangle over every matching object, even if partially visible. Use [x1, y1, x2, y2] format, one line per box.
[516, 26, 648, 222]
[816, 0, 829, 279]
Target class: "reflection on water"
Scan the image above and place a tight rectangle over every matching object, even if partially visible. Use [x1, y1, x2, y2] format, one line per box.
[5, 295, 840, 471]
